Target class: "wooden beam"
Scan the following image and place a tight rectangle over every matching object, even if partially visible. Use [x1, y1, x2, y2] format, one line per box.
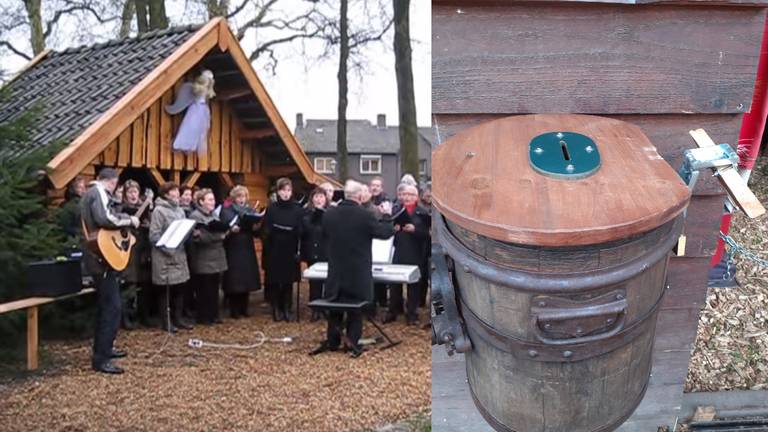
[689, 129, 766, 218]
[263, 164, 299, 177]
[159, 88, 174, 169]
[217, 88, 252, 101]
[220, 173, 235, 188]
[148, 168, 166, 187]
[240, 128, 277, 140]
[221, 104, 231, 172]
[184, 171, 202, 187]
[46, 18, 224, 189]
[172, 171, 181, 184]
[117, 127, 132, 167]
[27, 306, 38, 370]
[218, 26, 328, 185]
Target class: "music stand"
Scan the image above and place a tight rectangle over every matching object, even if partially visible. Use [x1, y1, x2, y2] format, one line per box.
[155, 219, 196, 332]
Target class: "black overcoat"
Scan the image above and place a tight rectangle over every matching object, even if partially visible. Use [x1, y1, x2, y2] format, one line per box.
[262, 199, 303, 284]
[392, 205, 430, 265]
[322, 200, 395, 303]
[221, 204, 262, 293]
[300, 208, 327, 264]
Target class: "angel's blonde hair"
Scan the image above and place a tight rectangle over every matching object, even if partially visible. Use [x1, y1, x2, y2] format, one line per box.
[192, 70, 215, 99]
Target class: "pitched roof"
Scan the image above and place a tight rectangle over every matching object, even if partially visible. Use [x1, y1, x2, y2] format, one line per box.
[0, 25, 200, 160]
[295, 118, 435, 154]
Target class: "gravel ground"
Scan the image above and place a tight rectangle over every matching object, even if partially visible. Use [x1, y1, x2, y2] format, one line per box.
[685, 156, 768, 392]
[0, 288, 431, 431]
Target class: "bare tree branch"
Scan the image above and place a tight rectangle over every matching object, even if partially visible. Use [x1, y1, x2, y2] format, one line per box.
[0, 41, 32, 60]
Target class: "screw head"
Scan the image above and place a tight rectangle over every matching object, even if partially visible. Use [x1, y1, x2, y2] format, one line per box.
[528, 350, 538, 358]
[585, 145, 594, 153]
[544, 323, 552, 330]
[566, 164, 575, 172]
[575, 326, 583, 334]
[466, 151, 476, 158]
[556, 132, 564, 139]
[538, 301, 546, 307]
[534, 147, 543, 154]
[616, 294, 624, 300]
[606, 318, 614, 324]
[463, 265, 471, 273]
[563, 350, 573, 358]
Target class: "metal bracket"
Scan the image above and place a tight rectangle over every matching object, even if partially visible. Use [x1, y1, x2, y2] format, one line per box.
[431, 242, 472, 356]
[677, 143, 739, 192]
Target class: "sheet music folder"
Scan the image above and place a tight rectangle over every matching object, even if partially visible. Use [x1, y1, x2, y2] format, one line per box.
[156, 219, 196, 249]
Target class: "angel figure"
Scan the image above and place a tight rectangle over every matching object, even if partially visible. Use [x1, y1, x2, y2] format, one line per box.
[165, 70, 216, 155]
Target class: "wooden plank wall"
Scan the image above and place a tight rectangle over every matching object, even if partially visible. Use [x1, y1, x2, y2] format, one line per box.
[432, 2, 766, 428]
[94, 78, 258, 175]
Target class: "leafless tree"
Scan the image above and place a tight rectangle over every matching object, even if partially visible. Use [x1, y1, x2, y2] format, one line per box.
[393, 0, 417, 180]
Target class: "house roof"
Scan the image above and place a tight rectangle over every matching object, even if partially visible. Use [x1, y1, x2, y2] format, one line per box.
[0, 25, 200, 160]
[295, 119, 435, 154]
[0, 18, 336, 189]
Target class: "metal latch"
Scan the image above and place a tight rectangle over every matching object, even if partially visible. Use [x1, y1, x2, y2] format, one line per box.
[431, 243, 471, 356]
[677, 143, 739, 192]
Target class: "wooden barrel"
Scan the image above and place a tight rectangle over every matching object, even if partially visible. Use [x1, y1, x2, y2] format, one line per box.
[432, 114, 691, 432]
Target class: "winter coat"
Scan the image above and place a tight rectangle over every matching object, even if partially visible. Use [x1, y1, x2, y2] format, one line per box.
[322, 200, 395, 303]
[188, 208, 229, 275]
[301, 208, 327, 264]
[117, 202, 151, 284]
[221, 204, 262, 293]
[262, 199, 303, 284]
[149, 197, 190, 286]
[392, 205, 430, 266]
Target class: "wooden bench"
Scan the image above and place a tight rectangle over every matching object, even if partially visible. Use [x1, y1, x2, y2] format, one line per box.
[0, 288, 95, 370]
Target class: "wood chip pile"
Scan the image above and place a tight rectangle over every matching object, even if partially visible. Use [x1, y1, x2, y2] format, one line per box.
[686, 157, 768, 392]
[0, 291, 431, 431]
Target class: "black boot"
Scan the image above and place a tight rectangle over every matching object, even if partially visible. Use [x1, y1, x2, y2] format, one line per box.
[283, 286, 294, 322]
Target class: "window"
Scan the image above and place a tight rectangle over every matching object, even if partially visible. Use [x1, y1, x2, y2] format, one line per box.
[314, 157, 336, 174]
[360, 155, 382, 174]
[419, 159, 428, 177]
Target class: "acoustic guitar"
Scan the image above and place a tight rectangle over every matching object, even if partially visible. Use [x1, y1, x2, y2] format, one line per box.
[84, 189, 154, 271]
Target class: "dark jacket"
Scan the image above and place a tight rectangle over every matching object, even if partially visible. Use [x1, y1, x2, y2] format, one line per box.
[262, 198, 303, 284]
[80, 181, 133, 275]
[392, 205, 430, 266]
[117, 201, 151, 284]
[221, 204, 262, 293]
[188, 208, 228, 275]
[372, 192, 390, 206]
[301, 207, 327, 264]
[322, 200, 395, 303]
[149, 197, 190, 285]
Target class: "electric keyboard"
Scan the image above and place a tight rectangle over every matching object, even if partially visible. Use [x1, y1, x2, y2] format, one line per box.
[303, 262, 421, 284]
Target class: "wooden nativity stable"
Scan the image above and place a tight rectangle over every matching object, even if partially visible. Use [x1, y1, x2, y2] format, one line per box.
[432, 0, 768, 430]
[0, 17, 333, 207]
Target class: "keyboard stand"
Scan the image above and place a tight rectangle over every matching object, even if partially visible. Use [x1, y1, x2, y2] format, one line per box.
[307, 299, 401, 355]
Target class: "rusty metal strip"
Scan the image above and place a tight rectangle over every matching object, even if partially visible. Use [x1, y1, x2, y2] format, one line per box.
[460, 289, 664, 362]
[437, 212, 682, 294]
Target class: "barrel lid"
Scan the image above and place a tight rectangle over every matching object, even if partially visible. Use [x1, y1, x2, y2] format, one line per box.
[432, 114, 691, 247]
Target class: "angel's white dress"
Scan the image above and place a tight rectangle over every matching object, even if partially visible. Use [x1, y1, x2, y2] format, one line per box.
[165, 83, 210, 155]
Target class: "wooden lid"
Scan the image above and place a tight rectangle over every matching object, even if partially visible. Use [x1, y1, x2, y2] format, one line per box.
[432, 114, 691, 247]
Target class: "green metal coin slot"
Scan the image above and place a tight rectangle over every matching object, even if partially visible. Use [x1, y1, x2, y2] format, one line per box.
[529, 132, 601, 179]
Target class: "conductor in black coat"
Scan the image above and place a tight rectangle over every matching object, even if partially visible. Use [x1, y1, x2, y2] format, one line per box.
[319, 180, 395, 355]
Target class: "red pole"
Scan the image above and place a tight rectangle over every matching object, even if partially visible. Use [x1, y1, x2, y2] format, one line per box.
[711, 16, 768, 267]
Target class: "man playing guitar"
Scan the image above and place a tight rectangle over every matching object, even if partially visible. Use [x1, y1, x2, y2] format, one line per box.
[81, 168, 139, 374]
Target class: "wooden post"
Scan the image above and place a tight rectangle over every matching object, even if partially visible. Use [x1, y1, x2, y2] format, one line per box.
[27, 306, 38, 370]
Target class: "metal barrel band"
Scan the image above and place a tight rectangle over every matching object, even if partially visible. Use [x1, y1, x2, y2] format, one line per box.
[437, 212, 682, 294]
[467, 376, 650, 432]
[459, 289, 665, 362]
[446, 215, 678, 275]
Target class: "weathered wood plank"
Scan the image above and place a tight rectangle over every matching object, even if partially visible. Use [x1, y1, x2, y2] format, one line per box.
[117, 127, 131, 167]
[146, 99, 160, 167]
[102, 139, 118, 166]
[242, 141, 252, 173]
[26, 306, 38, 370]
[232, 120, 242, 172]
[432, 4, 765, 114]
[130, 112, 146, 167]
[661, 256, 711, 311]
[209, 100, 221, 171]
[221, 104, 231, 172]
[159, 88, 174, 169]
